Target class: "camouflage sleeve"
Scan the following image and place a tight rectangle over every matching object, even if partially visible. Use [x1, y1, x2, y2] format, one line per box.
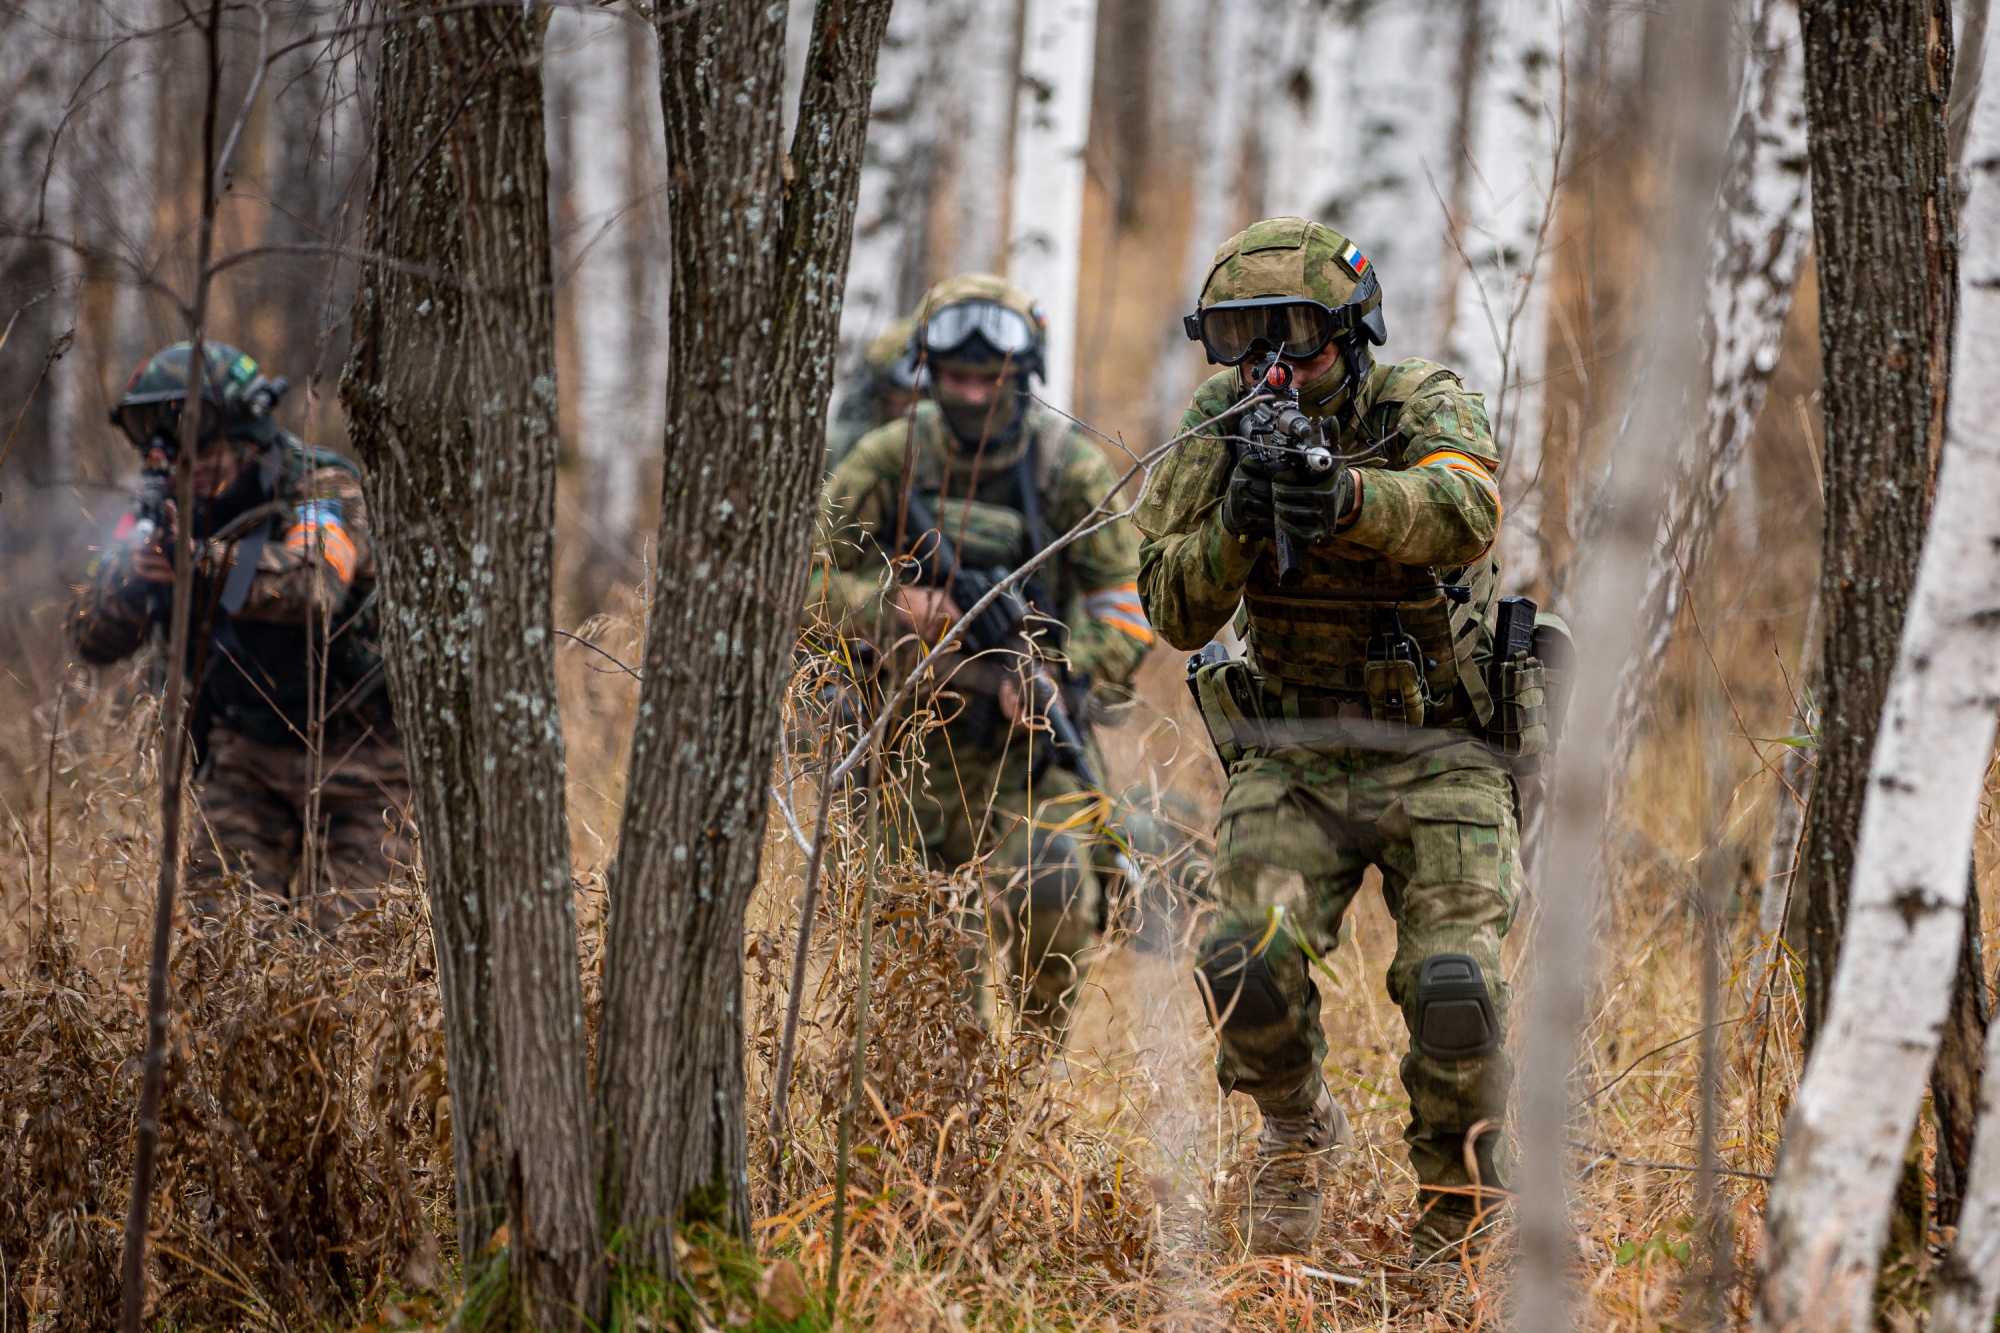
[67, 524, 157, 666]
[805, 422, 907, 641]
[1133, 380, 1258, 652]
[1341, 376, 1501, 568]
[1045, 432, 1152, 686]
[229, 465, 371, 623]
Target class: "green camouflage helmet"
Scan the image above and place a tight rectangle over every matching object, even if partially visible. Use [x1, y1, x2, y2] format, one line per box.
[1199, 216, 1386, 342]
[864, 314, 922, 390]
[111, 342, 284, 450]
[916, 272, 1048, 378]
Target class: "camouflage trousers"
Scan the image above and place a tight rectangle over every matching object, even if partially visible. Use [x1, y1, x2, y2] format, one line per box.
[188, 720, 414, 935]
[1200, 738, 1517, 1214]
[900, 725, 1118, 1041]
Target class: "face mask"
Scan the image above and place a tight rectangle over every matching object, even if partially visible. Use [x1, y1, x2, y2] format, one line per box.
[1298, 342, 1370, 419]
[936, 376, 1024, 449]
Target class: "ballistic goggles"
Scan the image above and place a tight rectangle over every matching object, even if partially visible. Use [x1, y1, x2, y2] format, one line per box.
[1183, 273, 1385, 366]
[920, 299, 1039, 366]
[110, 393, 224, 452]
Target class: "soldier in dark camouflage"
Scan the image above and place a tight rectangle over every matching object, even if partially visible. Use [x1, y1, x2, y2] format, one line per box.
[1138, 218, 1523, 1261]
[69, 342, 409, 935]
[824, 314, 921, 476]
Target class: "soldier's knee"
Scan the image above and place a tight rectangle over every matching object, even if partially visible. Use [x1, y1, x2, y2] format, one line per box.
[1409, 953, 1501, 1062]
[1024, 826, 1090, 918]
[1196, 926, 1298, 1031]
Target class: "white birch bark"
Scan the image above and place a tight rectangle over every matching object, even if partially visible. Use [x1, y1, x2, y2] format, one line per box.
[1006, 0, 1097, 412]
[1754, 27, 2000, 1315]
[1437, 0, 1563, 592]
[945, 0, 1020, 275]
[837, 0, 941, 377]
[546, 7, 667, 562]
[1607, 0, 1810, 774]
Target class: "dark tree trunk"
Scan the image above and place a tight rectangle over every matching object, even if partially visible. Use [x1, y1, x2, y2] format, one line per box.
[1933, 867, 1990, 1226]
[1795, 0, 1957, 1052]
[341, 6, 602, 1324]
[594, 0, 894, 1276]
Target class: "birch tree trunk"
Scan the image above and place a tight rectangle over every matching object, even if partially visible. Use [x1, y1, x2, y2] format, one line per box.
[1793, 0, 1957, 1051]
[1509, 0, 1735, 1323]
[943, 0, 1019, 275]
[341, 6, 603, 1321]
[594, 0, 893, 1277]
[1437, 0, 1563, 593]
[1006, 0, 1097, 412]
[1607, 0, 1810, 779]
[1754, 66, 2000, 1321]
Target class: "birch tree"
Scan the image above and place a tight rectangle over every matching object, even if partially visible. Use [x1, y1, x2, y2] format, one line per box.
[1006, 0, 1097, 411]
[943, 0, 1018, 275]
[1792, 0, 1958, 1050]
[1608, 0, 1809, 779]
[546, 6, 668, 581]
[1755, 51, 2000, 1322]
[1435, 0, 1563, 592]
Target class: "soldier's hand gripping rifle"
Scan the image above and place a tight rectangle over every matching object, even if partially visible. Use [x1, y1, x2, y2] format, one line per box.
[1239, 359, 1335, 588]
[897, 491, 1102, 789]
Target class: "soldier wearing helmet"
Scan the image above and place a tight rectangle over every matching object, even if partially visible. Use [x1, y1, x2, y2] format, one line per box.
[811, 273, 1160, 1044]
[824, 314, 923, 475]
[1138, 218, 1525, 1261]
[68, 342, 408, 935]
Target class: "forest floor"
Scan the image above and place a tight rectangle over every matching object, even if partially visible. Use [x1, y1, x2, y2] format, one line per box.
[5, 581, 1996, 1333]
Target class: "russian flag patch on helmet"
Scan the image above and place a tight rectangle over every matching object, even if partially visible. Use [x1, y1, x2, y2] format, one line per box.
[1339, 240, 1370, 278]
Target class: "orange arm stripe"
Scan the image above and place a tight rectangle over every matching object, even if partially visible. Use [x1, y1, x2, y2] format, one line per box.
[1099, 612, 1156, 645]
[284, 521, 359, 585]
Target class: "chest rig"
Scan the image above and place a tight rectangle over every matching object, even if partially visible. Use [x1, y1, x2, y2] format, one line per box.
[1237, 384, 1499, 732]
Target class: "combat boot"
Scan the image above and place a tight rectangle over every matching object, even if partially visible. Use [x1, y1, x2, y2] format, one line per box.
[1237, 1089, 1350, 1256]
[1408, 1130, 1507, 1266]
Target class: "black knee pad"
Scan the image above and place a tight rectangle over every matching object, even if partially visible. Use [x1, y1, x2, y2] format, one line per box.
[1196, 932, 1290, 1030]
[1025, 828, 1088, 915]
[1411, 953, 1499, 1062]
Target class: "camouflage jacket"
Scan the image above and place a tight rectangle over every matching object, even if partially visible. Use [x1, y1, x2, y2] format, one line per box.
[1136, 359, 1502, 705]
[69, 433, 390, 744]
[812, 399, 1154, 691]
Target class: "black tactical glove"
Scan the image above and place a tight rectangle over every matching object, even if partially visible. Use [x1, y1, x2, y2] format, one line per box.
[1221, 454, 1280, 539]
[1273, 467, 1358, 545]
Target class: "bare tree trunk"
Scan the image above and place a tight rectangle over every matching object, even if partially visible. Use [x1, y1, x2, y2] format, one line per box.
[341, 6, 602, 1323]
[1606, 0, 1811, 784]
[1754, 73, 2000, 1311]
[1006, 0, 1097, 410]
[1934, 996, 2000, 1332]
[1934, 875, 1990, 1224]
[1793, 0, 1958, 1052]
[1508, 0, 1736, 1324]
[595, 0, 894, 1276]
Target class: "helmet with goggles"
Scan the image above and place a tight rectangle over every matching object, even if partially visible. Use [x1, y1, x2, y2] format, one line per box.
[1183, 216, 1386, 367]
[914, 273, 1048, 380]
[111, 342, 288, 455]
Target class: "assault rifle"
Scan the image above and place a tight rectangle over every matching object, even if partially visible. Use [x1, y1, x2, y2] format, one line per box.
[896, 491, 1102, 789]
[1238, 359, 1335, 588]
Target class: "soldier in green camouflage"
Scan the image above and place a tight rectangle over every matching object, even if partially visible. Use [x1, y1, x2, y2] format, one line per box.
[825, 314, 922, 476]
[1138, 218, 1523, 1261]
[68, 342, 408, 935]
[813, 273, 1156, 1043]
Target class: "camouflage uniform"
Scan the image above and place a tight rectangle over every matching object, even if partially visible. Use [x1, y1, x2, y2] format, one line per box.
[1138, 218, 1517, 1249]
[815, 395, 1154, 1034]
[70, 425, 408, 934]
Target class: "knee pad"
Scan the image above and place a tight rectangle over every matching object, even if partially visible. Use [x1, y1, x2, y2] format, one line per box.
[1196, 931, 1290, 1030]
[1411, 954, 1499, 1062]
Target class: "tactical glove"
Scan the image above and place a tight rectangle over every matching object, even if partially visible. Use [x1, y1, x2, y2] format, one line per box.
[1273, 468, 1358, 546]
[1221, 454, 1280, 539]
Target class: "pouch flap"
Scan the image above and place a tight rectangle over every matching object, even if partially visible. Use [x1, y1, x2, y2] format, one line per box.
[1400, 785, 1507, 826]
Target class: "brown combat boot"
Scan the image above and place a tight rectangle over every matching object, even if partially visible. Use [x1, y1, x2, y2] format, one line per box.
[1237, 1090, 1351, 1256]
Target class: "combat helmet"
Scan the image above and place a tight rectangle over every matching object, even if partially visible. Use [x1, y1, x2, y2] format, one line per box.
[111, 342, 287, 453]
[915, 272, 1048, 380]
[1185, 217, 1385, 418]
[863, 314, 923, 391]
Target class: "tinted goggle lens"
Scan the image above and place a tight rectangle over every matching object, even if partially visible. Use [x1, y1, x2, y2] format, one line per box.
[1194, 300, 1341, 365]
[922, 300, 1036, 358]
[113, 396, 222, 450]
